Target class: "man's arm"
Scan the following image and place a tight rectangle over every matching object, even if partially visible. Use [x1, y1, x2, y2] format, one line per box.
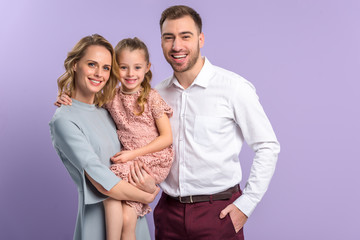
[220, 79, 280, 230]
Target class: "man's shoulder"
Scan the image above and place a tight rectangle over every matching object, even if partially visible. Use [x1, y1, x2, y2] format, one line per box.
[154, 76, 173, 91]
[211, 65, 255, 91]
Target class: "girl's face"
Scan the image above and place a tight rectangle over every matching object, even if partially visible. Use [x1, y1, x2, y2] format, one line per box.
[118, 48, 150, 93]
[73, 45, 112, 104]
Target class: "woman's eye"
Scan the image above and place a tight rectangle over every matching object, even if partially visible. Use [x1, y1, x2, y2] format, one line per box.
[88, 62, 95, 67]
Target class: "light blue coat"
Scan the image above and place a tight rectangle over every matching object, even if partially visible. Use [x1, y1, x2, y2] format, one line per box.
[49, 99, 150, 240]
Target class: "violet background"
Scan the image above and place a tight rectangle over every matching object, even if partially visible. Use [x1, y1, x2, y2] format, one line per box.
[1, 0, 359, 239]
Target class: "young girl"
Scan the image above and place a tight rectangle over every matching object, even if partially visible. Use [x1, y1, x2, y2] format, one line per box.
[56, 37, 174, 240]
[104, 38, 174, 240]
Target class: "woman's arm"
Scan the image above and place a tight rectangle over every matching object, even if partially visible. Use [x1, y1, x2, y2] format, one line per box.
[50, 115, 159, 204]
[85, 172, 159, 204]
[111, 113, 172, 163]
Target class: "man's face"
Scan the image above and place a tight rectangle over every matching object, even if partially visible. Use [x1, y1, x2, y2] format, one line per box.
[161, 16, 204, 73]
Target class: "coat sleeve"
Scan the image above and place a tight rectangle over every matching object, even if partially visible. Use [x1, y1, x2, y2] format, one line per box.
[50, 116, 121, 204]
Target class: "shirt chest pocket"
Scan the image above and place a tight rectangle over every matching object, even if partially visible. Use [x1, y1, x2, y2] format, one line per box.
[193, 115, 227, 147]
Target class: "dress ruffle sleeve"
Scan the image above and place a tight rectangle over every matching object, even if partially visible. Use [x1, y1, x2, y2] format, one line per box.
[149, 89, 173, 119]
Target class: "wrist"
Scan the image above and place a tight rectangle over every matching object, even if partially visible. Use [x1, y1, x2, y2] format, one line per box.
[132, 149, 142, 159]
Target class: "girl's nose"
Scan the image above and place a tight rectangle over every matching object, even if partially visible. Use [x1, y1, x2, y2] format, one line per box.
[127, 68, 134, 76]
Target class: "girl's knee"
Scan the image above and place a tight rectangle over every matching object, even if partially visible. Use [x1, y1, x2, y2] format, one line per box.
[122, 205, 137, 230]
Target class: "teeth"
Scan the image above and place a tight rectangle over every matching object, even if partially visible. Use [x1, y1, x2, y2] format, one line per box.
[173, 55, 186, 59]
[90, 80, 100, 84]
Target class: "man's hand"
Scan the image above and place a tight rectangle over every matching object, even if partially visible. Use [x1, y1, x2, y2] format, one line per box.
[54, 93, 72, 107]
[111, 150, 137, 163]
[128, 161, 157, 193]
[219, 204, 248, 233]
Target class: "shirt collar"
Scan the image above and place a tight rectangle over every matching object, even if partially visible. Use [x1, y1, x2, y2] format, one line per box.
[168, 57, 215, 89]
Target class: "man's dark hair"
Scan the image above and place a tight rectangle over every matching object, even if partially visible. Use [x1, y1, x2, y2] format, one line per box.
[160, 5, 202, 33]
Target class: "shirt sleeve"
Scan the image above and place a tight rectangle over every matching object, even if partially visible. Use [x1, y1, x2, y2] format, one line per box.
[50, 116, 121, 204]
[231, 80, 280, 217]
[149, 89, 173, 119]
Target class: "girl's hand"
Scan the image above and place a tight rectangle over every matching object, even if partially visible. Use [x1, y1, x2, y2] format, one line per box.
[54, 93, 72, 107]
[111, 150, 137, 163]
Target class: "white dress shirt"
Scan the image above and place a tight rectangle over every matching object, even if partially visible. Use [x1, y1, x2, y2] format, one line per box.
[156, 57, 280, 216]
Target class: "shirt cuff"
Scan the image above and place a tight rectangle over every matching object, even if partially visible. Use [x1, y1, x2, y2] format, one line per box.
[233, 194, 257, 217]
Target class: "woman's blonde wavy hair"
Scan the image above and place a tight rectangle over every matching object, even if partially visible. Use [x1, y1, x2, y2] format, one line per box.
[57, 34, 119, 107]
[115, 37, 152, 115]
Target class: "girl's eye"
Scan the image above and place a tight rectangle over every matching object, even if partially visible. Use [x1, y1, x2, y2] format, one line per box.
[120, 66, 127, 70]
[135, 66, 142, 70]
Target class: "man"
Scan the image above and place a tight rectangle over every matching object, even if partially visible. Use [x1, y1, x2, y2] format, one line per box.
[152, 5, 280, 240]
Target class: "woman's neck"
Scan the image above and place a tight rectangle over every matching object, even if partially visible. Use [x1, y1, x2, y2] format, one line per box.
[72, 92, 95, 104]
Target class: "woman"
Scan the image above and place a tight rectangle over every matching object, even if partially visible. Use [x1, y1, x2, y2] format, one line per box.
[49, 34, 158, 240]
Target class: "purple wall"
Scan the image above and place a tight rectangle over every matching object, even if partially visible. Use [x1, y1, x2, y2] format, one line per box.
[1, 0, 359, 239]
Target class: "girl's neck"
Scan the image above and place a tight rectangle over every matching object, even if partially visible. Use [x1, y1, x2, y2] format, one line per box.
[121, 87, 142, 95]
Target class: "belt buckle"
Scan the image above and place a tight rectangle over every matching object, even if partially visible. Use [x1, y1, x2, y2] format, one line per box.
[179, 195, 193, 203]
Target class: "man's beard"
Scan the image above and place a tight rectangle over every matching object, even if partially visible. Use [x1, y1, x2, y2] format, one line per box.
[167, 45, 200, 73]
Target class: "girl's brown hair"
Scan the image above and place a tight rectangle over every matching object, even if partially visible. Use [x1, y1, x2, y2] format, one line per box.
[115, 37, 152, 115]
[57, 34, 119, 107]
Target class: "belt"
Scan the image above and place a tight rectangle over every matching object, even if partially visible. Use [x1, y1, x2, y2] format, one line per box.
[169, 185, 240, 204]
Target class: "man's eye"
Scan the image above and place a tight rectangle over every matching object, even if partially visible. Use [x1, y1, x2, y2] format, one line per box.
[104, 66, 110, 71]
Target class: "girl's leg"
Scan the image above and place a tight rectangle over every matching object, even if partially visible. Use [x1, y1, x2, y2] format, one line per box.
[103, 198, 123, 240]
[121, 204, 138, 240]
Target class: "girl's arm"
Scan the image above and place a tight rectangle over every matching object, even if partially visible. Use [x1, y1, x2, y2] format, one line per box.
[85, 172, 160, 204]
[111, 113, 172, 163]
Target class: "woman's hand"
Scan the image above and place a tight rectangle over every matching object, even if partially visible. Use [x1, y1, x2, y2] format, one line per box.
[111, 150, 137, 163]
[146, 186, 161, 204]
[54, 93, 72, 107]
[129, 161, 157, 193]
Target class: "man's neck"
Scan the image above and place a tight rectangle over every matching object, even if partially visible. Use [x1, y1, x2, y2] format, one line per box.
[174, 57, 205, 89]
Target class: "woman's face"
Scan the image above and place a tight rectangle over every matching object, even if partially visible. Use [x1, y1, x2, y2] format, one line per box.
[73, 45, 112, 104]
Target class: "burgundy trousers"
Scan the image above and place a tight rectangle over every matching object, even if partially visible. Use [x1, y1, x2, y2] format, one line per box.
[154, 188, 244, 240]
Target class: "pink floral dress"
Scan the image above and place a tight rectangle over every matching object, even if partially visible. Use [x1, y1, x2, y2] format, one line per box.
[104, 88, 174, 216]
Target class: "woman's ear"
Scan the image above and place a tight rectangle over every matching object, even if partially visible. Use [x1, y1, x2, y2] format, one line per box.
[73, 62, 77, 72]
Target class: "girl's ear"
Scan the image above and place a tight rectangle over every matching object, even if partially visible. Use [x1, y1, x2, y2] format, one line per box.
[146, 62, 151, 73]
[73, 62, 78, 72]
